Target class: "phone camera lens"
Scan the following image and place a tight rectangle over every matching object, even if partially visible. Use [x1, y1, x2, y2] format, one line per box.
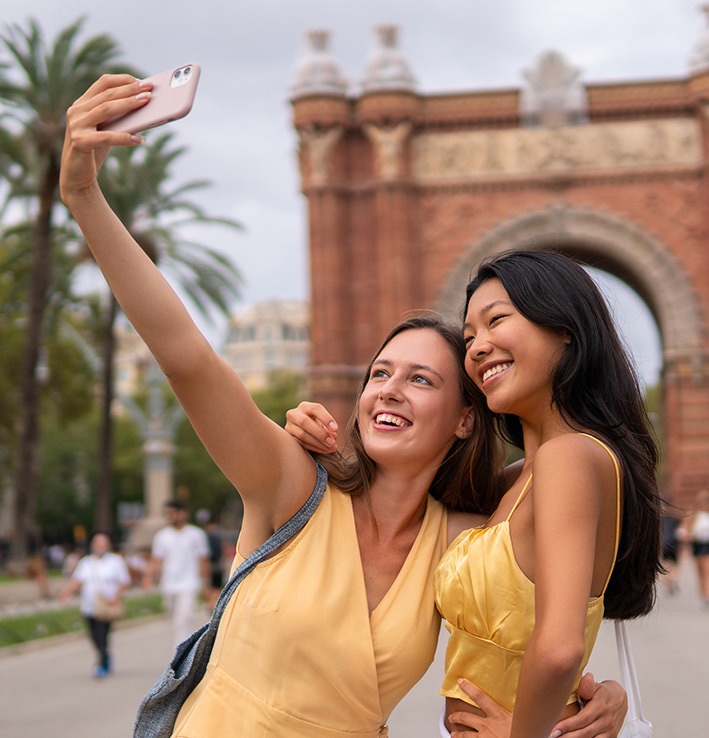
[184, 67, 192, 76]
[173, 69, 182, 78]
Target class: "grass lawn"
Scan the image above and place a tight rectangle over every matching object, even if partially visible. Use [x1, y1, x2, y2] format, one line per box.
[0, 593, 164, 648]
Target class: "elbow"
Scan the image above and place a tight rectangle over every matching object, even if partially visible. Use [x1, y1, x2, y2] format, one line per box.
[162, 334, 216, 383]
[529, 629, 586, 684]
[541, 639, 586, 682]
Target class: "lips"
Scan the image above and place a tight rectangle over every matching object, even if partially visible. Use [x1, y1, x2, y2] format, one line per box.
[374, 412, 411, 428]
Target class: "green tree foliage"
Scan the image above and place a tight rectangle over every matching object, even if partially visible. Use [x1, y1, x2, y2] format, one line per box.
[35, 412, 143, 544]
[1, 17, 243, 549]
[0, 17, 134, 561]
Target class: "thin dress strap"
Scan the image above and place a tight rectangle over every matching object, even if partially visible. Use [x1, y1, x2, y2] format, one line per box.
[577, 433, 622, 593]
[505, 473, 534, 522]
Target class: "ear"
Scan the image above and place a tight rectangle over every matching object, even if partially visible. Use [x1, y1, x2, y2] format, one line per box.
[456, 407, 475, 439]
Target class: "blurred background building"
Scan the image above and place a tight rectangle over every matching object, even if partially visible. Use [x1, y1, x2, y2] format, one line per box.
[290, 18, 709, 509]
[222, 300, 310, 392]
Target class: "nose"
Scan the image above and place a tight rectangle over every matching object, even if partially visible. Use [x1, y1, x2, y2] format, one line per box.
[378, 374, 404, 401]
[468, 334, 492, 360]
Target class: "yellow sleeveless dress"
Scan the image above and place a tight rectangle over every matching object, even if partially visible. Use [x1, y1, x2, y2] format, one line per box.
[434, 434, 621, 713]
[171, 483, 448, 737]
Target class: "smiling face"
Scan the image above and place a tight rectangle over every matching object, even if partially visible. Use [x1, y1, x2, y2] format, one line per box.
[357, 328, 473, 472]
[463, 278, 569, 421]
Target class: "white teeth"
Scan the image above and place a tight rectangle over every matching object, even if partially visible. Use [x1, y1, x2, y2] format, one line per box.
[375, 413, 410, 427]
[482, 362, 512, 383]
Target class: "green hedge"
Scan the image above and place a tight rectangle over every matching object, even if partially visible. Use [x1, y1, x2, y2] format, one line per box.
[0, 593, 165, 648]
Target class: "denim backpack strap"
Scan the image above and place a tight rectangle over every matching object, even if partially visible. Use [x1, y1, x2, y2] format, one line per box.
[133, 462, 328, 738]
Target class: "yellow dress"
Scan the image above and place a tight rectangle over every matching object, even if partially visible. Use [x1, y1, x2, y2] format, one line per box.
[172, 484, 448, 737]
[434, 434, 621, 713]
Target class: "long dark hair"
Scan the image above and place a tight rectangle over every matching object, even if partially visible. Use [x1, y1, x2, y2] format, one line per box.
[465, 249, 662, 619]
[316, 314, 504, 516]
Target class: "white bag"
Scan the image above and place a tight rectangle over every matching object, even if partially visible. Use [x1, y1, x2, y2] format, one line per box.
[615, 621, 652, 738]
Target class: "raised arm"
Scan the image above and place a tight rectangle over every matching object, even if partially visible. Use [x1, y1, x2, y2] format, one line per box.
[60, 75, 316, 550]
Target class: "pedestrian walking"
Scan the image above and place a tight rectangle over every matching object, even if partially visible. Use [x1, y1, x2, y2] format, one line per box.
[143, 500, 210, 647]
[58, 532, 130, 678]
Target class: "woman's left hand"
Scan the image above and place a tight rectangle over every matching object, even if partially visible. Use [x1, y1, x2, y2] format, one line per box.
[550, 673, 627, 738]
[447, 679, 511, 738]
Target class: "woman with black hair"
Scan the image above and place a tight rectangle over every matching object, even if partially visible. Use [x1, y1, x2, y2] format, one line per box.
[436, 250, 662, 738]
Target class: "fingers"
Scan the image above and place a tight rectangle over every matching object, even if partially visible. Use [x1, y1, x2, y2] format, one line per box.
[61, 74, 153, 200]
[284, 402, 338, 454]
[576, 673, 595, 703]
[448, 709, 485, 733]
[448, 680, 511, 738]
[67, 74, 154, 147]
[552, 679, 627, 738]
[456, 678, 505, 718]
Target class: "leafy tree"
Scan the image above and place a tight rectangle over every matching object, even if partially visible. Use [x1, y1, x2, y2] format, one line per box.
[36, 411, 143, 544]
[0, 217, 94, 526]
[0, 17, 134, 562]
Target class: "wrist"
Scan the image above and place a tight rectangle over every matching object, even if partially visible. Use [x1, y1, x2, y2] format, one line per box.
[61, 180, 104, 213]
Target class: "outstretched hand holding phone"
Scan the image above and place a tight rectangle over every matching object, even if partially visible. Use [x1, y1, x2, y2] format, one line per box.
[98, 63, 200, 134]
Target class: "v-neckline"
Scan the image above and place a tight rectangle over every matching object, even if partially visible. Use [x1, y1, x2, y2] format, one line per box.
[350, 494, 431, 618]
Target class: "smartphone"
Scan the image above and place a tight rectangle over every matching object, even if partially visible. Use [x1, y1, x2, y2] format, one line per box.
[99, 63, 201, 134]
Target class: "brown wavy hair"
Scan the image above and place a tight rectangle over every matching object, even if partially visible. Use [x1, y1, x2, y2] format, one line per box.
[315, 314, 504, 515]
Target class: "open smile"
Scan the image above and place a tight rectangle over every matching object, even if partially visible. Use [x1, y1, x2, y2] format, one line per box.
[374, 412, 412, 428]
[481, 361, 512, 386]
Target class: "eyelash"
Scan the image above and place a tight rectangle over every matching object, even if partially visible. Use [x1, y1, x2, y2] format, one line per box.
[412, 375, 432, 386]
[464, 314, 505, 345]
[369, 370, 432, 386]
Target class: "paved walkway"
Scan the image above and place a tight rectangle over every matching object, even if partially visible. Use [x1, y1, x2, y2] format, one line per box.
[1, 552, 707, 737]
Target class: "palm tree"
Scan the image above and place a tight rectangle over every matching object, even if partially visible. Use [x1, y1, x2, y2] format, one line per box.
[79, 132, 242, 531]
[0, 17, 134, 563]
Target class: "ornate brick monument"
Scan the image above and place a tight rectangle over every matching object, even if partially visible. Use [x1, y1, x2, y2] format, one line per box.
[289, 17, 709, 508]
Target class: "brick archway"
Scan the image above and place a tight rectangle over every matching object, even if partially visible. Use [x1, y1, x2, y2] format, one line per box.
[437, 203, 704, 361]
[291, 49, 709, 507]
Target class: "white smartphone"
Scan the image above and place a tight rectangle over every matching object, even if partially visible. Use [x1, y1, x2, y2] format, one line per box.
[99, 63, 201, 134]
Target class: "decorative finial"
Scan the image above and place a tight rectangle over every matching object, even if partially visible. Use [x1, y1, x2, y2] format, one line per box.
[689, 5, 709, 73]
[289, 29, 348, 100]
[361, 24, 416, 94]
[520, 50, 586, 127]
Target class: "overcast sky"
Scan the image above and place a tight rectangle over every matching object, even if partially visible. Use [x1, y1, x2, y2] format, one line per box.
[4, 0, 705, 384]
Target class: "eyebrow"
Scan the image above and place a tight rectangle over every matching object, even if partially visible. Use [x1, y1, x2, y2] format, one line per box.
[372, 358, 445, 382]
[480, 298, 511, 313]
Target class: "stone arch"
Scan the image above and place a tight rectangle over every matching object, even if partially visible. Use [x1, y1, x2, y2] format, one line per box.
[436, 203, 705, 366]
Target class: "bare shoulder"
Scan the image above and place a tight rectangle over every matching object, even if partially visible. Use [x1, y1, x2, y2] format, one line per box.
[534, 433, 618, 486]
[446, 510, 486, 546]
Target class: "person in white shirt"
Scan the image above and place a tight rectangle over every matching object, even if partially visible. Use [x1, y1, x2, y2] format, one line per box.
[144, 500, 210, 647]
[59, 532, 130, 677]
